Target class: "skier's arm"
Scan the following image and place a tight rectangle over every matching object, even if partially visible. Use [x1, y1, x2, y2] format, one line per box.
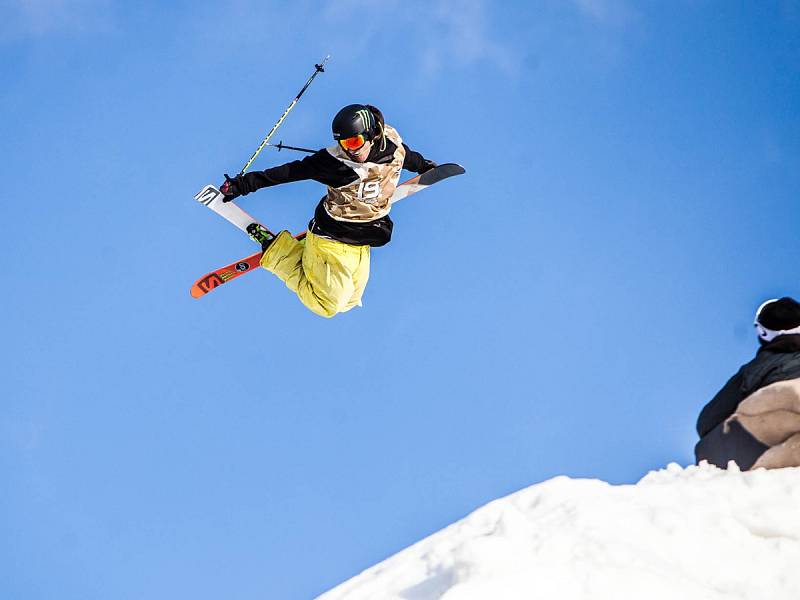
[238, 151, 331, 193]
[402, 144, 436, 174]
[696, 370, 745, 437]
[221, 150, 341, 201]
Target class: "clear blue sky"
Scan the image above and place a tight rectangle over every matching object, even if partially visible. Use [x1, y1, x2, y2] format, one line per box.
[2, 1, 799, 599]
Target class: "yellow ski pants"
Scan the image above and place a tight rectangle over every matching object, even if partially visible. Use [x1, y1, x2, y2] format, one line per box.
[260, 230, 370, 318]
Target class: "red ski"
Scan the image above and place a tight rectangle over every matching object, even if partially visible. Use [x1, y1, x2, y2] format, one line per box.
[190, 163, 465, 299]
[190, 250, 263, 299]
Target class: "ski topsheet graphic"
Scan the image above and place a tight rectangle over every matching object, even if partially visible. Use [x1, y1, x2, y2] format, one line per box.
[190, 163, 465, 299]
[190, 250, 265, 298]
[193, 184, 263, 233]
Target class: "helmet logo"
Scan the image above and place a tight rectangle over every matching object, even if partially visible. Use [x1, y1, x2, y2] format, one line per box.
[356, 108, 373, 132]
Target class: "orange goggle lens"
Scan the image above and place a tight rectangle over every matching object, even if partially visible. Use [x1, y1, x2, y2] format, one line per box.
[338, 134, 367, 151]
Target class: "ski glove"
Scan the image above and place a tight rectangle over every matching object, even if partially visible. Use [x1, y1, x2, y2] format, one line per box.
[420, 160, 437, 174]
[220, 173, 243, 202]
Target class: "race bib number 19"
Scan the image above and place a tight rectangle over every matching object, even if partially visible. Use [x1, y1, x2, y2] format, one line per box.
[357, 181, 381, 201]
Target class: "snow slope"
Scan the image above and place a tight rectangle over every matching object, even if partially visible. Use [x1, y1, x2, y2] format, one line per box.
[317, 463, 800, 600]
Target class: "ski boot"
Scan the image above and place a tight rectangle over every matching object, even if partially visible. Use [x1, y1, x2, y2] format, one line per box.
[246, 223, 277, 252]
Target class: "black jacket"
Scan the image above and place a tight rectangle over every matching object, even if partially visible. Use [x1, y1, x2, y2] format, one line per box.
[696, 335, 800, 437]
[236, 139, 430, 247]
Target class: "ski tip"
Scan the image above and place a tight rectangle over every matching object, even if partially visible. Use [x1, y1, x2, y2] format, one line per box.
[441, 163, 466, 175]
[418, 163, 466, 186]
[190, 272, 225, 299]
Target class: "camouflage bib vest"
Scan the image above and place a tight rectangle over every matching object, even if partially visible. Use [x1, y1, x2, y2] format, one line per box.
[323, 125, 406, 222]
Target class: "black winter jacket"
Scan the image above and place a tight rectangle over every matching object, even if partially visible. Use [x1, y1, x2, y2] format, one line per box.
[696, 335, 800, 437]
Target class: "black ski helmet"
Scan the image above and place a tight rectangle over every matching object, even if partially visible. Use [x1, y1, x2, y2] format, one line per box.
[754, 297, 800, 342]
[332, 104, 378, 141]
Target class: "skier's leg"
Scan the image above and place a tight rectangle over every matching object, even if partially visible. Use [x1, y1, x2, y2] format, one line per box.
[258, 230, 305, 287]
[340, 245, 371, 313]
[300, 232, 368, 316]
[260, 231, 366, 318]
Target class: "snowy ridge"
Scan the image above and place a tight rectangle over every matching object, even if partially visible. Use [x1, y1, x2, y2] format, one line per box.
[317, 464, 800, 600]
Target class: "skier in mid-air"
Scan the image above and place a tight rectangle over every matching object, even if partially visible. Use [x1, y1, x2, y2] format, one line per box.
[218, 104, 436, 318]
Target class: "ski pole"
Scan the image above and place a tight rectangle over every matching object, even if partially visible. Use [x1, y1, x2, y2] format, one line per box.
[239, 55, 330, 175]
[266, 141, 317, 154]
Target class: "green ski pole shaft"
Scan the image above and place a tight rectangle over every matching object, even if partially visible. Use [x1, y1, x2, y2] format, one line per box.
[239, 55, 330, 175]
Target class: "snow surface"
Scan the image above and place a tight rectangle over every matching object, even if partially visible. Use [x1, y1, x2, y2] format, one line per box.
[317, 463, 800, 600]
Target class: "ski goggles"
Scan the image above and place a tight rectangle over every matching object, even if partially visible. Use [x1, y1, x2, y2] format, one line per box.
[338, 134, 368, 151]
